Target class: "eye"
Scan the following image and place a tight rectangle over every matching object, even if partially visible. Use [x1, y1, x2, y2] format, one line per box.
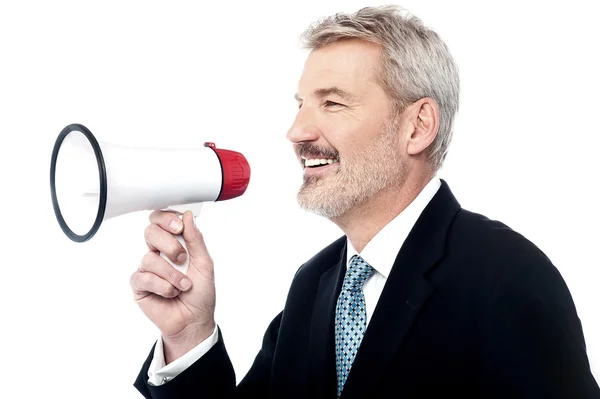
[324, 100, 343, 107]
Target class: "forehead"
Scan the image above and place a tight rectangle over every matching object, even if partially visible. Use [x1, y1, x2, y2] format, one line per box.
[297, 39, 382, 97]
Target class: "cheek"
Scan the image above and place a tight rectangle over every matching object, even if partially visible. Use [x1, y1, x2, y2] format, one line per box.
[322, 120, 381, 156]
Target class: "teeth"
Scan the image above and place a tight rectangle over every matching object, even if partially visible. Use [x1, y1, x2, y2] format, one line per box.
[304, 158, 338, 167]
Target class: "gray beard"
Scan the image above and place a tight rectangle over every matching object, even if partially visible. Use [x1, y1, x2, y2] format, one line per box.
[296, 121, 406, 219]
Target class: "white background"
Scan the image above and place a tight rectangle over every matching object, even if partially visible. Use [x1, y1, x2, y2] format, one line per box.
[1, 0, 599, 397]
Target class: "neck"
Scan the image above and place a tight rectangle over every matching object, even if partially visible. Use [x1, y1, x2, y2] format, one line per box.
[331, 170, 434, 253]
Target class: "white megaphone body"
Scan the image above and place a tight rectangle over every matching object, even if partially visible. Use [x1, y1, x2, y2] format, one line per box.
[50, 123, 251, 274]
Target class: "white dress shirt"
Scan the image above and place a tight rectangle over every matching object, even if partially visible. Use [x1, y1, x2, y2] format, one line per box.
[147, 176, 442, 386]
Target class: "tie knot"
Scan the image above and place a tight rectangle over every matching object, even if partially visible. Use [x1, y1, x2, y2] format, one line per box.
[342, 255, 375, 292]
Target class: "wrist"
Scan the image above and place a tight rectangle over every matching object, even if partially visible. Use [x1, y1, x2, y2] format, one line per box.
[162, 321, 216, 364]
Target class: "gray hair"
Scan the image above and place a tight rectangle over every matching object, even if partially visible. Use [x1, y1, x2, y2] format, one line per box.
[300, 5, 460, 171]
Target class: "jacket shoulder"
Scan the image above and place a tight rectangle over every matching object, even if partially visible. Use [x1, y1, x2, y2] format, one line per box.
[448, 208, 566, 292]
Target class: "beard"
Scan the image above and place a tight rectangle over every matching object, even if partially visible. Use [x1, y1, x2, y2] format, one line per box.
[296, 117, 408, 219]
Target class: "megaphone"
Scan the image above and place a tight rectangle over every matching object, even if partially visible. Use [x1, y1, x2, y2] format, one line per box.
[50, 123, 251, 274]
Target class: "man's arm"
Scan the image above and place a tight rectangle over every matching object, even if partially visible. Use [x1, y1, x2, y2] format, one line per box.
[134, 312, 283, 399]
[147, 324, 219, 386]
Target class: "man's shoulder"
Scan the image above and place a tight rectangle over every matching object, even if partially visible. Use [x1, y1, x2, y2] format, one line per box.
[451, 208, 550, 260]
[448, 207, 563, 288]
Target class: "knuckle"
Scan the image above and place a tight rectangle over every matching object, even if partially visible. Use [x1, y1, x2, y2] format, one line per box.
[138, 272, 149, 287]
[144, 224, 155, 241]
[168, 241, 181, 256]
[130, 271, 140, 290]
[140, 252, 155, 269]
[167, 266, 178, 283]
[163, 280, 176, 297]
[148, 210, 164, 222]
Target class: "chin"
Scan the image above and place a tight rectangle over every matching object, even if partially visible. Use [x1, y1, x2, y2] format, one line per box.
[297, 186, 354, 219]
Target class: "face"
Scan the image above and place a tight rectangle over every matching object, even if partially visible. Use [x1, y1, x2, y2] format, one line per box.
[287, 39, 409, 219]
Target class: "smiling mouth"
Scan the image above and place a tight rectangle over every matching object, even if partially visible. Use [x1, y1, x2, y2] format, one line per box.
[302, 157, 339, 169]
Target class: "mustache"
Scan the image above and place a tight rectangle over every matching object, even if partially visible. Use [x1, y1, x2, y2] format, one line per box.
[297, 143, 339, 160]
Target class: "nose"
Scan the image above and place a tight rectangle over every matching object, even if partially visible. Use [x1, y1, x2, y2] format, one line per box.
[286, 107, 320, 144]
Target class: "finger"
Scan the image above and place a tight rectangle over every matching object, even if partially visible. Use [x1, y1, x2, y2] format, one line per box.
[144, 223, 187, 264]
[140, 251, 192, 292]
[181, 210, 211, 262]
[130, 270, 180, 299]
[149, 210, 184, 235]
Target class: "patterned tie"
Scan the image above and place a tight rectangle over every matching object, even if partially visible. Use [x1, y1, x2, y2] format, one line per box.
[334, 254, 375, 398]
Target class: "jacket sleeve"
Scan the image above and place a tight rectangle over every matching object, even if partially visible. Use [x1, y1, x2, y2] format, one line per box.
[134, 312, 283, 399]
[481, 258, 600, 398]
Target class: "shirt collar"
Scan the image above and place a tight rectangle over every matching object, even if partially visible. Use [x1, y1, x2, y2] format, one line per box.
[346, 176, 442, 277]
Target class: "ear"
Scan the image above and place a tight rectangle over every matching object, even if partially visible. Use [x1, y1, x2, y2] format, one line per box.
[406, 97, 439, 157]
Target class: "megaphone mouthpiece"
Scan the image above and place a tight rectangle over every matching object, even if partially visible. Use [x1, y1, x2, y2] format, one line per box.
[205, 142, 251, 201]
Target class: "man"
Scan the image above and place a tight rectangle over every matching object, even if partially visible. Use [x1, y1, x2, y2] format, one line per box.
[130, 5, 599, 398]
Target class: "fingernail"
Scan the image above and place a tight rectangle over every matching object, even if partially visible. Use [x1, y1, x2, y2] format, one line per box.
[176, 252, 187, 264]
[181, 278, 191, 291]
[170, 219, 183, 233]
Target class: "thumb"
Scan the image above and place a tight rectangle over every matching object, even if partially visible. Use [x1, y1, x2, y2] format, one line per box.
[181, 210, 211, 261]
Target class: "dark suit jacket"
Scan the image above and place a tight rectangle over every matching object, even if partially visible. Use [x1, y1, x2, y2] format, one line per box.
[134, 180, 600, 398]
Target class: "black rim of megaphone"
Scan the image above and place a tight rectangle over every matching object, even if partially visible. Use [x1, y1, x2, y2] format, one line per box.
[50, 123, 108, 243]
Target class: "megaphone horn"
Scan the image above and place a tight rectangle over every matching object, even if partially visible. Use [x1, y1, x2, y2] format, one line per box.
[50, 123, 251, 274]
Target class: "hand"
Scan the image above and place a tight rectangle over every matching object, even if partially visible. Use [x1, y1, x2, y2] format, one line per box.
[130, 210, 216, 363]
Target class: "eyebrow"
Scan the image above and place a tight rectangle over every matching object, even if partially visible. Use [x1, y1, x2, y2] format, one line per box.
[294, 86, 357, 102]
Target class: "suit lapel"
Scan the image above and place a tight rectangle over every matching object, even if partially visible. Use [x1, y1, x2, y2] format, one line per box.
[308, 241, 347, 398]
[341, 180, 461, 399]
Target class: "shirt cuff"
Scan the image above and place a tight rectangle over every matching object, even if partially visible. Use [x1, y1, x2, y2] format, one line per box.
[147, 324, 220, 386]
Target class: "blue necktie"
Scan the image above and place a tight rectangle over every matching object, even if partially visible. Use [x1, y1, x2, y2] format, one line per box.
[334, 255, 375, 397]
